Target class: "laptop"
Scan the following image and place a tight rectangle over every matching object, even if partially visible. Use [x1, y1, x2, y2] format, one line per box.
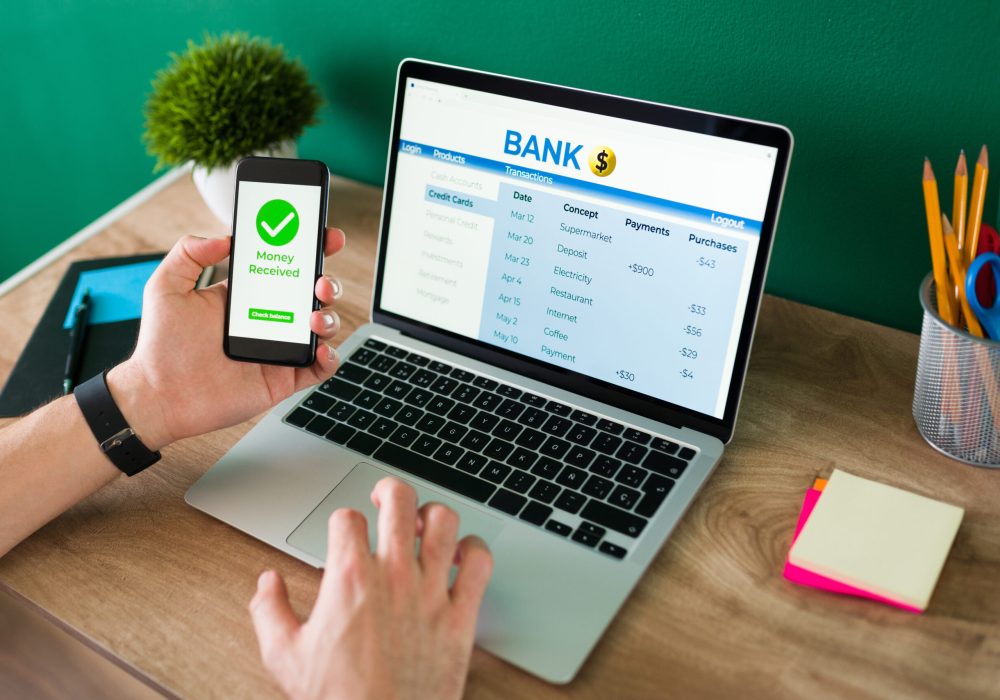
[186, 59, 792, 683]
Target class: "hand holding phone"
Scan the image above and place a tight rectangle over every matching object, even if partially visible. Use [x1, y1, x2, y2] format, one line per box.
[225, 157, 331, 366]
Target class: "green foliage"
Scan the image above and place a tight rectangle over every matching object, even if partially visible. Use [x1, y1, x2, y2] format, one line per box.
[143, 32, 321, 170]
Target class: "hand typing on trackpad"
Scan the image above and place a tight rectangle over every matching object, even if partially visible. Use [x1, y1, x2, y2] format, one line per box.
[287, 462, 504, 560]
[252, 475, 494, 699]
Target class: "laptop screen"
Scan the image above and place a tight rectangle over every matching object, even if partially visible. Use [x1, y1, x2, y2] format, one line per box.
[376, 63, 789, 432]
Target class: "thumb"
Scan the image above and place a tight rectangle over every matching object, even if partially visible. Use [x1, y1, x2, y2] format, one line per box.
[150, 235, 230, 296]
[249, 570, 300, 671]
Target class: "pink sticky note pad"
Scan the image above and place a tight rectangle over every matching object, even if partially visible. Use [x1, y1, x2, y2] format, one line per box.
[783, 488, 922, 613]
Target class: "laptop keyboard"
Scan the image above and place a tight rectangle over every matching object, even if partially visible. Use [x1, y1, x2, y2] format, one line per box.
[283, 338, 698, 561]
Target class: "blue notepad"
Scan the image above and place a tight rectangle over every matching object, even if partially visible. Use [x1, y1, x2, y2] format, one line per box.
[62, 260, 160, 329]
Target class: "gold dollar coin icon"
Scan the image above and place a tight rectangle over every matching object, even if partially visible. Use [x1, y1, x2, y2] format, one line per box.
[589, 146, 616, 177]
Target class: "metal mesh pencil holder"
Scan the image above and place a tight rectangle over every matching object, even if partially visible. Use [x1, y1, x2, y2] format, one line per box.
[914, 273, 1000, 467]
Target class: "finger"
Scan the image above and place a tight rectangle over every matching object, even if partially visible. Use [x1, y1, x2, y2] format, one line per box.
[314, 275, 344, 305]
[292, 344, 338, 393]
[370, 477, 419, 563]
[450, 536, 494, 623]
[310, 310, 341, 340]
[323, 227, 346, 257]
[151, 235, 231, 296]
[248, 570, 300, 672]
[418, 502, 460, 588]
[325, 507, 371, 563]
[311, 509, 372, 619]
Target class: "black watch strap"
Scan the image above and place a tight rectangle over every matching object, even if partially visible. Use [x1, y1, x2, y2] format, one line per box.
[74, 371, 161, 476]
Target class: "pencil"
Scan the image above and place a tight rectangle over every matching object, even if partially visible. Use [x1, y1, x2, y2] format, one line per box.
[942, 214, 984, 337]
[924, 159, 958, 325]
[964, 145, 988, 266]
[953, 150, 968, 252]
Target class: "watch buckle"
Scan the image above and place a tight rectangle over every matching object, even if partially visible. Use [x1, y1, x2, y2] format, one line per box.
[100, 427, 135, 453]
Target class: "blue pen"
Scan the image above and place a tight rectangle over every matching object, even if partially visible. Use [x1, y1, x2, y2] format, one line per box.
[63, 289, 92, 394]
[966, 253, 1000, 339]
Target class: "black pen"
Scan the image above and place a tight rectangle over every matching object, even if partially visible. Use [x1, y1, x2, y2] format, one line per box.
[63, 289, 91, 395]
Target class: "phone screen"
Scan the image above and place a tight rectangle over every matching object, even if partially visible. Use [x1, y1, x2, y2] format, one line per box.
[228, 180, 323, 349]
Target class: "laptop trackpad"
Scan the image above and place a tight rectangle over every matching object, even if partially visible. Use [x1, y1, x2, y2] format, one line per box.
[286, 462, 504, 564]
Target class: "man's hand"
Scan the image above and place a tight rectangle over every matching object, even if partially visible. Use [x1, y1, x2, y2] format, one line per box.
[249, 477, 494, 700]
[105, 229, 347, 450]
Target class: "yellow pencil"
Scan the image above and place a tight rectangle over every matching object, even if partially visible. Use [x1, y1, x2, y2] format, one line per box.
[964, 145, 988, 266]
[953, 150, 968, 252]
[923, 158, 958, 325]
[942, 214, 984, 337]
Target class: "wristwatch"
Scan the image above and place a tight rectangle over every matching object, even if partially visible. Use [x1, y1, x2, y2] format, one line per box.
[74, 371, 161, 476]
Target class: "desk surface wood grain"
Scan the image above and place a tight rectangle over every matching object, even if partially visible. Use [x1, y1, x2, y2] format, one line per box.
[1, 174, 998, 700]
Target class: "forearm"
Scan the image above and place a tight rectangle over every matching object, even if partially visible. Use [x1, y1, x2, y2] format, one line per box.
[0, 364, 167, 558]
[0, 393, 119, 556]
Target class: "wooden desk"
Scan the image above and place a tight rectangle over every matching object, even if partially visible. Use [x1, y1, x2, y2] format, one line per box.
[1, 173, 998, 700]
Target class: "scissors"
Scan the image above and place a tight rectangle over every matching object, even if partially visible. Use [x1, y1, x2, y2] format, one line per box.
[966, 252, 1000, 339]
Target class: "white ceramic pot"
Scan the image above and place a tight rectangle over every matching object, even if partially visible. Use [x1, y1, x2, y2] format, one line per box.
[191, 140, 298, 228]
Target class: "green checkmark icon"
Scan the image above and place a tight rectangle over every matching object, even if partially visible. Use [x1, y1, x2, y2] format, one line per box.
[256, 199, 299, 246]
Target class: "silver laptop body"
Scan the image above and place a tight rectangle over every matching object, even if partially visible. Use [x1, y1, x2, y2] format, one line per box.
[187, 59, 792, 683]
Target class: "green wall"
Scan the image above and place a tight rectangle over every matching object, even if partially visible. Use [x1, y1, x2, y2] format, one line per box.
[4, 1, 1000, 332]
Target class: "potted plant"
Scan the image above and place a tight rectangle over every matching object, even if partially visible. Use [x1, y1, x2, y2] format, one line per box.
[143, 32, 322, 226]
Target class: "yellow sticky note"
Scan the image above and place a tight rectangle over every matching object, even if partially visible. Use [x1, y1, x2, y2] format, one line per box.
[788, 469, 963, 611]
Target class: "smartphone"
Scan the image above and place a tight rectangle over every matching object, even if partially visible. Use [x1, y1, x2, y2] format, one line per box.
[224, 157, 330, 366]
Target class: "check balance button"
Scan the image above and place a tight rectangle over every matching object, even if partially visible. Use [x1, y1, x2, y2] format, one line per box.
[580, 500, 647, 538]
